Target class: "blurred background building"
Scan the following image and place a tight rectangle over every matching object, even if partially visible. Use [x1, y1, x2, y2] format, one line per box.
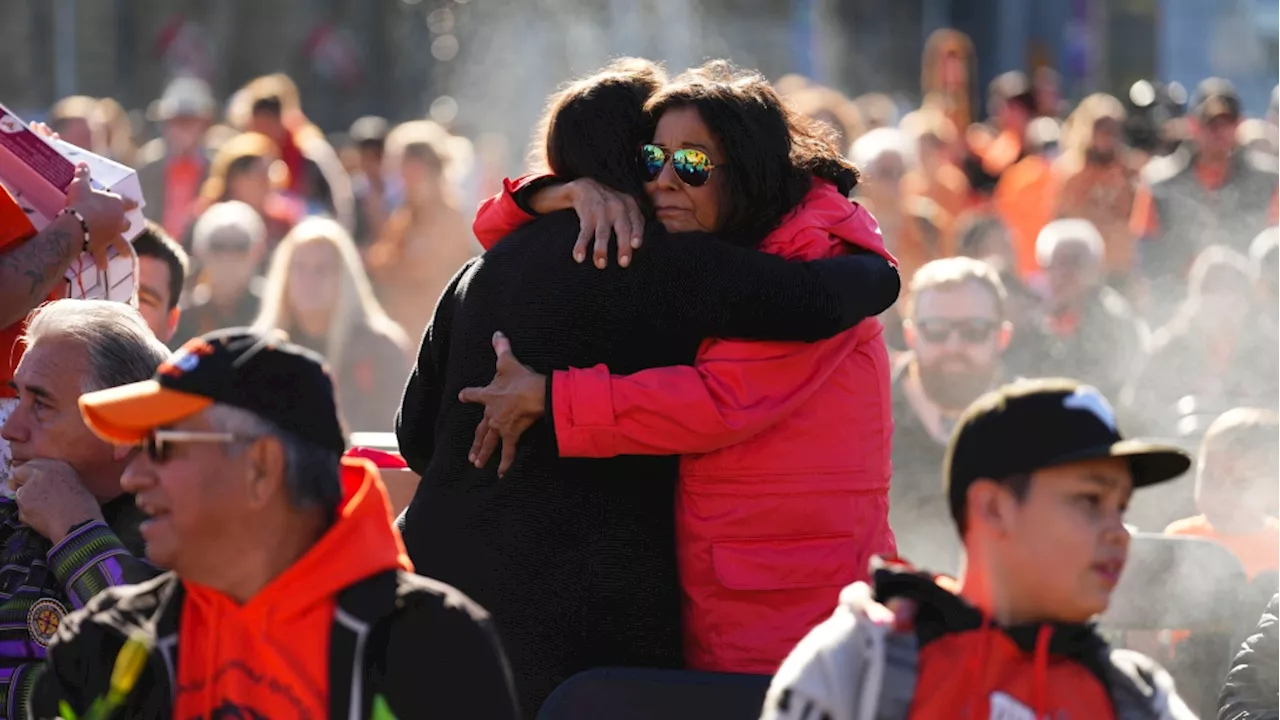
[0, 0, 1272, 171]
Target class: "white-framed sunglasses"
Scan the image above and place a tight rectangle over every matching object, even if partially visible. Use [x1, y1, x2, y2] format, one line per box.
[142, 430, 255, 463]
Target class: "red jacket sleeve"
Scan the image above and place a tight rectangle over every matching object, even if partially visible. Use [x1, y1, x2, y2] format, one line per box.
[0, 185, 37, 251]
[472, 174, 551, 250]
[551, 320, 878, 457]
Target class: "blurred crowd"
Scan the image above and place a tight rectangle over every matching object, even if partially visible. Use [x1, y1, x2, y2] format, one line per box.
[0, 22, 1275, 720]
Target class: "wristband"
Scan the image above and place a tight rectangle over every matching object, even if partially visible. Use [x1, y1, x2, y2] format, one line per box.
[59, 207, 91, 254]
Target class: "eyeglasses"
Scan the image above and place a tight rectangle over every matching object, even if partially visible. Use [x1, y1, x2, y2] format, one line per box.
[639, 144, 718, 187]
[142, 430, 255, 463]
[914, 318, 1000, 344]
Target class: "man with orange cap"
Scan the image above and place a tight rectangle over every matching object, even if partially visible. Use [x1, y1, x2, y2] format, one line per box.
[761, 378, 1196, 720]
[31, 328, 519, 720]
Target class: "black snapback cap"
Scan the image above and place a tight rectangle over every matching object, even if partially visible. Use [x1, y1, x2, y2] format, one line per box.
[944, 378, 1191, 527]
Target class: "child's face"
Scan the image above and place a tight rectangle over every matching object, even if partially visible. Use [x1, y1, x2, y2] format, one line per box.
[996, 457, 1134, 623]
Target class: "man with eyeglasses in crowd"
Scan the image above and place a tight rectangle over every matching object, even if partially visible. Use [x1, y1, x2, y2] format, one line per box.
[0, 299, 166, 719]
[32, 328, 519, 720]
[889, 256, 1012, 575]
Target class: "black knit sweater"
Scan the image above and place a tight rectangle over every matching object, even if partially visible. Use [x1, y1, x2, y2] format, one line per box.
[395, 210, 899, 717]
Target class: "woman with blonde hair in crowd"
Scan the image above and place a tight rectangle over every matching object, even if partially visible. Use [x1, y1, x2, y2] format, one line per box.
[254, 217, 410, 432]
[1052, 93, 1139, 289]
[196, 132, 303, 248]
[366, 120, 480, 341]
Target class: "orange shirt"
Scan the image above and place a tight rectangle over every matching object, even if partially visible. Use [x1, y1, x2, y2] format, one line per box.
[1164, 514, 1280, 580]
[994, 155, 1055, 278]
[0, 187, 42, 398]
[162, 156, 203, 241]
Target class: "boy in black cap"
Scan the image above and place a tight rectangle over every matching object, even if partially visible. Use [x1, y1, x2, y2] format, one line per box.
[30, 329, 520, 720]
[762, 378, 1196, 720]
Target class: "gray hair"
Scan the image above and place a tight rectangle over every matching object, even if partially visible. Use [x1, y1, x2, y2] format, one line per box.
[1035, 219, 1104, 269]
[21, 299, 170, 393]
[849, 127, 917, 172]
[204, 403, 343, 513]
[191, 200, 266, 258]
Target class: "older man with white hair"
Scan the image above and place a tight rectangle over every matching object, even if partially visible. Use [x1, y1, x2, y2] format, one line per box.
[0, 299, 166, 719]
[1032, 218, 1147, 400]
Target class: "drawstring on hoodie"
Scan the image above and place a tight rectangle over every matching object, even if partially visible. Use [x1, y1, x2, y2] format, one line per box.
[1031, 624, 1053, 719]
[961, 617, 1054, 720]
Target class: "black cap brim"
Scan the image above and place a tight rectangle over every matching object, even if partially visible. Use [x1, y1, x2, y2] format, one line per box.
[1043, 439, 1191, 488]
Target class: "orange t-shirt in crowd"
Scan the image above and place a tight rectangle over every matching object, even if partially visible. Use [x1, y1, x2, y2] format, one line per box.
[1130, 162, 1280, 239]
[0, 186, 43, 399]
[1164, 514, 1280, 580]
[994, 154, 1055, 279]
[162, 156, 203, 241]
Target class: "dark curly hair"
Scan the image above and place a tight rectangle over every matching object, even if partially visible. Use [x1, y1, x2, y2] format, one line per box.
[530, 57, 667, 200]
[643, 60, 859, 247]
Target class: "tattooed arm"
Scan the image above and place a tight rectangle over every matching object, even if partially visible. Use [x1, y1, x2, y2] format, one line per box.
[0, 164, 134, 328]
[0, 213, 80, 328]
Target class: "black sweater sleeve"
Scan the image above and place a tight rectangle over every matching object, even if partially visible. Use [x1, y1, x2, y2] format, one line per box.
[620, 228, 900, 343]
[394, 260, 473, 475]
[1219, 594, 1280, 720]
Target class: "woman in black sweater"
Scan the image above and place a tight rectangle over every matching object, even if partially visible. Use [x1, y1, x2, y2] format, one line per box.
[394, 58, 899, 718]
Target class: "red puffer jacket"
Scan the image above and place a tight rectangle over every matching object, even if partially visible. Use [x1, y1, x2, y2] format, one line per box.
[474, 177, 898, 674]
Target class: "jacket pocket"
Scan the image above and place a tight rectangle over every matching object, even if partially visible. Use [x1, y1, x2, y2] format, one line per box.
[711, 535, 860, 591]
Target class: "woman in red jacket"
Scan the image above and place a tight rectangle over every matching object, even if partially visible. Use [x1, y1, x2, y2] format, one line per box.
[464, 61, 898, 674]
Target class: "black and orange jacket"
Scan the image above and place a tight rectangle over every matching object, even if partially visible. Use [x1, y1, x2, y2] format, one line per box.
[762, 563, 1195, 720]
[29, 460, 520, 720]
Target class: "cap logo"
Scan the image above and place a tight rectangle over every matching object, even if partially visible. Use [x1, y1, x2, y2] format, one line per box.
[159, 339, 215, 379]
[1063, 385, 1117, 432]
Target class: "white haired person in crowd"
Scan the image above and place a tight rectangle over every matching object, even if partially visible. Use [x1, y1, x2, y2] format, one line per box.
[32, 328, 519, 720]
[170, 200, 267, 348]
[253, 217, 410, 432]
[851, 126, 945, 281]
[1029, 218, 1147, 401]
[0, 300, 167, 717]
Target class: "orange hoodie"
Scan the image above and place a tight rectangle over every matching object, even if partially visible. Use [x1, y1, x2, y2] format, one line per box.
[174, 458, 412, 719]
